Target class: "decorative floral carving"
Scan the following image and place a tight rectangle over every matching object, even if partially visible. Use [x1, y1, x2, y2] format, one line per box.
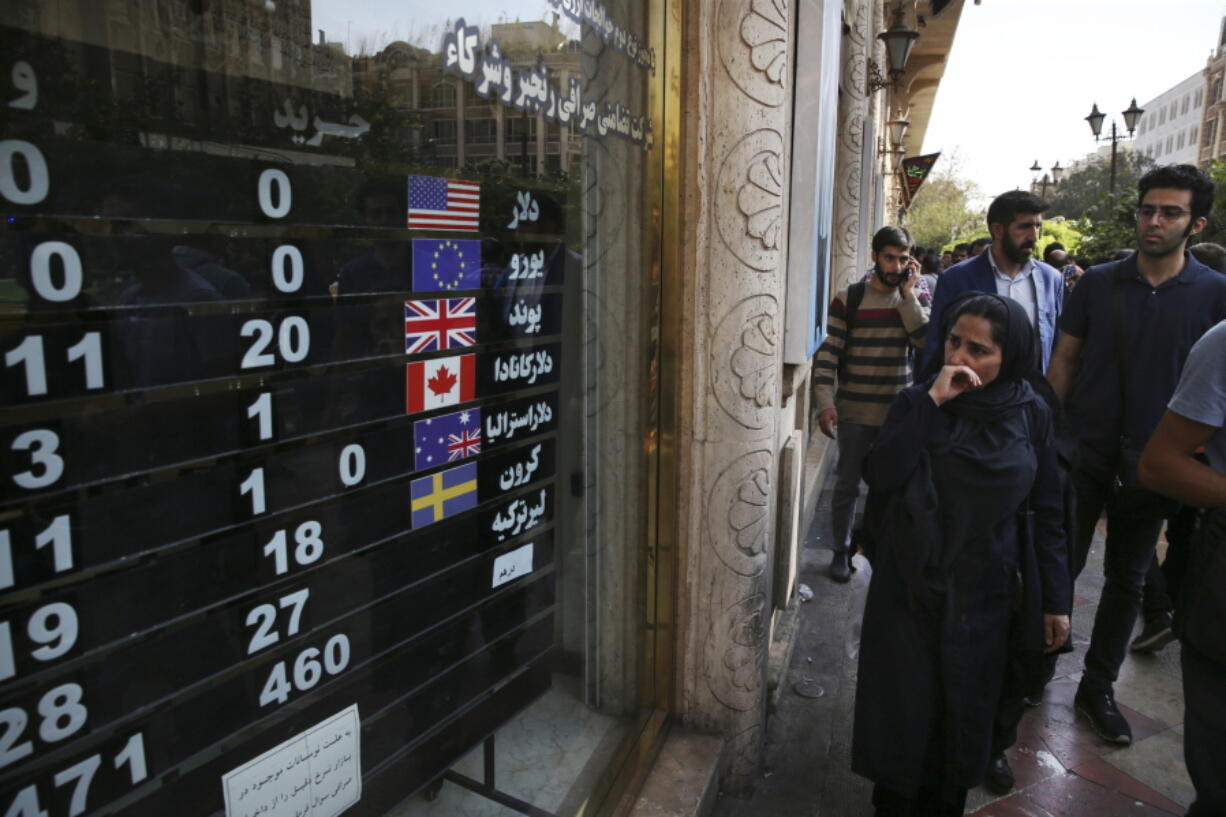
[717, 0, 788, 107]
[723, 724, 764, 793]
[716, 130, 785, 272]
[731, 313, 778, 409]
[729, 465, 770, 556]
[704, 593, 768, 712]
[711, 296, 779, 433]
[740, 0, 787, 87]
[737, 153, 783, 251]
[706, 449, 773, 575]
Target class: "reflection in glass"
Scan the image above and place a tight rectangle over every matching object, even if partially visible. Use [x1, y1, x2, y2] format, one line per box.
[1, 0, 661, 815]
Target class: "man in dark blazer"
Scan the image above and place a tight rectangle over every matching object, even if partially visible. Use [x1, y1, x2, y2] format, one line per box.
[925, 190, 1064, 372]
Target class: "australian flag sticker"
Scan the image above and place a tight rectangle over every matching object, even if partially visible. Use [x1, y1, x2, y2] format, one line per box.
[414, 408, 482, 471]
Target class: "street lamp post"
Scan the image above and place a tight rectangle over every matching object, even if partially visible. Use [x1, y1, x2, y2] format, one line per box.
[1029, 160, 1063, 199]
[1085, 99, 1144, 192]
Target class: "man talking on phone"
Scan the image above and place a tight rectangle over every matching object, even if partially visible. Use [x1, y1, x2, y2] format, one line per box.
[812, 226, 929, 582]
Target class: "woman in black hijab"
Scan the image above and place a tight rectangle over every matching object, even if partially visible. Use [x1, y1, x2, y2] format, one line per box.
[851, 293, 1072, 816]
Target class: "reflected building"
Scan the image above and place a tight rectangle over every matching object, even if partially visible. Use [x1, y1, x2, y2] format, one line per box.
[354, 19, 582, 176]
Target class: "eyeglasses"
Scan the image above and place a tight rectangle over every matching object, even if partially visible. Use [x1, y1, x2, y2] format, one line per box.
[1135, 205, 1193, 221]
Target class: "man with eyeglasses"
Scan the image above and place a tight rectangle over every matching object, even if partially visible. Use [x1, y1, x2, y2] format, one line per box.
[1047, 164, 1226, 746]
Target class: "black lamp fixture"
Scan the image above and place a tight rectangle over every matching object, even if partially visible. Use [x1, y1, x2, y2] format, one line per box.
[879, 3, 920, 76]
[887, 112, 910, 148]
[1029, 160, 1060, 199]
[1122, 97, 1144, 133]
[1084, 97, 1144, 191]
[867, 3, 920, 93]
[1085, 103, 1106, 140]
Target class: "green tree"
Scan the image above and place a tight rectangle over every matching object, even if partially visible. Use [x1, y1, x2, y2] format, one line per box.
[1037, 217, 1085, 258]
[903, 169, 984, 251]
[1195, 159, 1226, 247]
[1046, 152, 1154, 223]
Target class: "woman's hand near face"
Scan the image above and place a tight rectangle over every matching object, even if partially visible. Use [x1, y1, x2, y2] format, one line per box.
[928, 364, 982, 406]
[1043, 614, 1071, 653]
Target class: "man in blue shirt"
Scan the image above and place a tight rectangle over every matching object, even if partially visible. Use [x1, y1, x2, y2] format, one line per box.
[1139, 320, 1226, 816]
[925, 191, 1064, 372]
[1047, 164, 1226, 746]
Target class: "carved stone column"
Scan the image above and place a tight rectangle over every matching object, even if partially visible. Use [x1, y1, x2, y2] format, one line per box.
[674, 0, 794, 795]
[832, 0, 870, 294]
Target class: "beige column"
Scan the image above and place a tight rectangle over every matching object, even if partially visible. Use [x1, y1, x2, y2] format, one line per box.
[674, 0, 795, 795]
[832, 0, 870, 294]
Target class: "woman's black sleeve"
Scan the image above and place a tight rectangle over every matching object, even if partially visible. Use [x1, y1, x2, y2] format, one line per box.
[1029, 405, 1073, 615]
[863, 387, 940, 493]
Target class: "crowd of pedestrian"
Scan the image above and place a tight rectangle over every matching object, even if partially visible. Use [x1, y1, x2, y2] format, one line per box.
[812, 163, 1226, 817]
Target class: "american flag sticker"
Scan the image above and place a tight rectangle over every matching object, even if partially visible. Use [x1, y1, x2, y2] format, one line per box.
[408, 175, 480, 231]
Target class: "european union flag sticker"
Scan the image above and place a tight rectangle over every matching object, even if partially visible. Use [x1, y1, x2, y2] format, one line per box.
[412, 238, 481, 292]
[410, 462, 478, 528]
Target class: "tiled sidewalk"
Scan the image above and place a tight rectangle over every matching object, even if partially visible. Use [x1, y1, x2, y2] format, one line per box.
[966, 524, 1193, 816]
[710, 479, 1196, 817]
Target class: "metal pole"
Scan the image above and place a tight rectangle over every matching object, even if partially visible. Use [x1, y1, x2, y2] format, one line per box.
[1110, 120, 1118, 193]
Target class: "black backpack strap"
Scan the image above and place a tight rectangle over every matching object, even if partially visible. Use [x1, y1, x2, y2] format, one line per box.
[839, 282, 867, 379]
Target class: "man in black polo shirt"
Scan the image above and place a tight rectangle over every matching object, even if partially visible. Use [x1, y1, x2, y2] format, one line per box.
[1047, 164, 1226, 744]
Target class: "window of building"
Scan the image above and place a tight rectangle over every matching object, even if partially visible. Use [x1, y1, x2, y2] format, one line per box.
[1196, 87, 1204, 107]
[1178, 131, 1186, 149]
[464, 117, 497, 143]
[431, 118, 456, 142]
[1192, 124, 1200, 143]
[1183, 94, 1190, 115]
[1160, 108, 1167, 125]
[431, 80, 457, 108]
[1167, 135, 1175, 153]
[506, 115, 538, 141]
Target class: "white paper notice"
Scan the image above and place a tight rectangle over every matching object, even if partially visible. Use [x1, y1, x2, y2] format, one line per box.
[222, 704, 362, 817]
[492, 542, 534, 588]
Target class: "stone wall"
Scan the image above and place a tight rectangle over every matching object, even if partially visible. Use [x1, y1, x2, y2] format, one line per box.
[673, 0, 796, 794]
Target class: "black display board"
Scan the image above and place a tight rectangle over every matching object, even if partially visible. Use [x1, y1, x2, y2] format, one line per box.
[0, 21, 576, 817]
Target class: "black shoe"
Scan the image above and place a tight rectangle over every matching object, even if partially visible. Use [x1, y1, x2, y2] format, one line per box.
[1131, 611, 1175, 653]
[1074, 686, 1132, 745]
[829, 549, 852, 583]
[983, 753, 1014, 794]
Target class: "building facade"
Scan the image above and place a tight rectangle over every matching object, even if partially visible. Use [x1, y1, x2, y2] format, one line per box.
[1134, 70, 1203, 166]
[0, 1, 963, 815]
[1201, 15, 1226, 165]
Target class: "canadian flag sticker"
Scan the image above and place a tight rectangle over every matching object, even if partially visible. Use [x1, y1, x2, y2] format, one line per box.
[406, 354, 476, 414]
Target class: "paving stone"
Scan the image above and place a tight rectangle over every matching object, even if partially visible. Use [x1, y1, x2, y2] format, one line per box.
[709, 473, 1192, 817]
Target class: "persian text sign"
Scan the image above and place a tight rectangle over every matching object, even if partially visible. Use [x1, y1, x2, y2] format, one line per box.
[443, 19, 653, 148]
[222, 705, 362, 817]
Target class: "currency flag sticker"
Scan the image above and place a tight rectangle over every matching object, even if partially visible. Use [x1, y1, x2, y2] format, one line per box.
[414, 408, 483, 471]
[406, 354, 476, 414]
[412, 238, 482, 292]
[407, 175, 480, 231]
[410, 462, 478, 528]
[404, 297, 477, 354]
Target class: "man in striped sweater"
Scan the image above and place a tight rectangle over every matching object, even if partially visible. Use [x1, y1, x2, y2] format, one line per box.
[813, 226, 930, 582]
